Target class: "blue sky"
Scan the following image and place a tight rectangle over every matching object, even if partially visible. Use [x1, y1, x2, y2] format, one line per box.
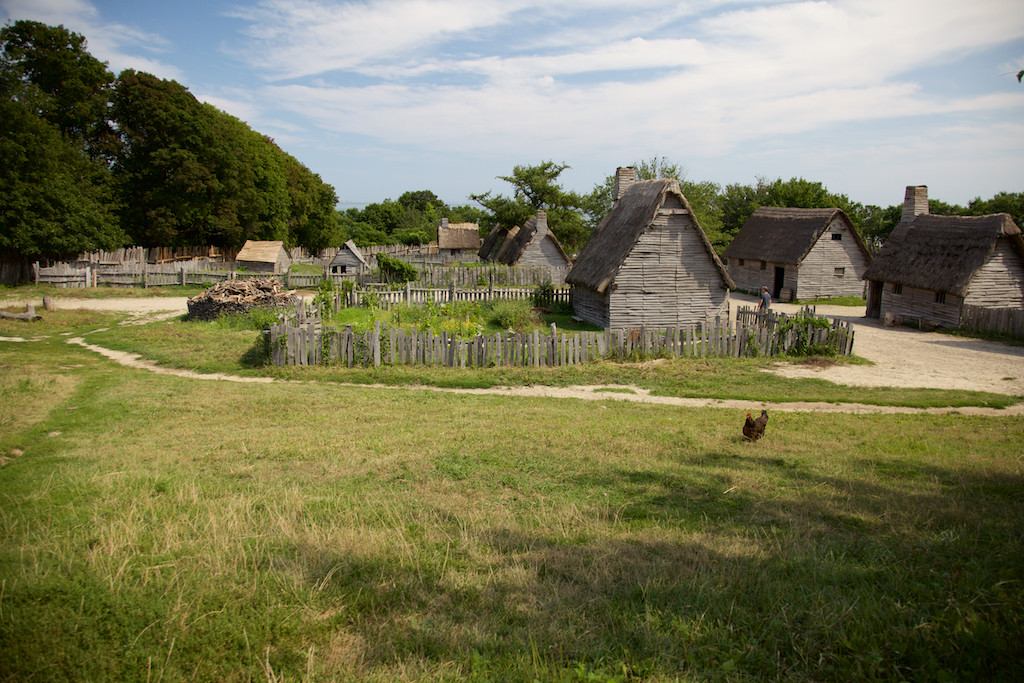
[3, 0, 1023, 210]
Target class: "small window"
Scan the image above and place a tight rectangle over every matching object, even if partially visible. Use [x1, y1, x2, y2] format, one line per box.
[738, 258, 744, 267]
[936, 291, 946, 304]
[831, 233, 843, 241]
[760, 261, 766, 270]
[834, 267, 845, 277]
[892, 283, 903, 295]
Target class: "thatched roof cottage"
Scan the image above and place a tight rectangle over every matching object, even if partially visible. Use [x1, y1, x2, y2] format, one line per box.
[863, 188, 1024, 330]
[565, 168, 733, 329]
[437, 219, 481, 257]
[722, 207, 871, 301]
[492, 210, 571, 271]
[235, 240, 289, 274]
[329, 240, 368, 274]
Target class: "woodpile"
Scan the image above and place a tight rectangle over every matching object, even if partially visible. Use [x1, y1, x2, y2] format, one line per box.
[186, 278, 299, 321]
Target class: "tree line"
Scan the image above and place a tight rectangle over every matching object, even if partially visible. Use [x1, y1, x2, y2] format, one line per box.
[1, 20, 338, 260]
[3, 21, 1020, 264]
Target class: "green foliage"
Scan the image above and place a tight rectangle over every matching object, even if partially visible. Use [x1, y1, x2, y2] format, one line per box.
[311, 277, 338, 318]
[490, 299, 535, 332]
[376, 252, 418, 284]
[775, 310, 838, 357]
[531, 281, 556, 309]
[473, 161, 593, 254]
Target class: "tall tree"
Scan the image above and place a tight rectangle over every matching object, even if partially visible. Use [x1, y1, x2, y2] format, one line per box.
[0, 20, 117, 162]
[472, 161, 591, 253]
[0, 22, 123, 258]
[0, 70, 123, 257]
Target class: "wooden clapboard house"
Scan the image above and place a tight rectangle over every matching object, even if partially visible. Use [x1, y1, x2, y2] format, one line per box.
[722, 207, 871, 301]
[491, 211, 571, 270]
[235, 240, 289, 273]
[329, 240, 368, 274]
[565, 168, 733, 329]
[863, 186, 1024, 329]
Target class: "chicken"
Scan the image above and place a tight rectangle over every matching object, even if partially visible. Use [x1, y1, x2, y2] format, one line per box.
[743, 410, 769, 441]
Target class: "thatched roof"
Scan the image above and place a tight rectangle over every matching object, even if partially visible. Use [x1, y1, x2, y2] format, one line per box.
[478, 224, 509, 261]
[493, 225, 521, 263]
[493, 212, 570, 266]
[437, 221, 481, 250]
[566, 178, 733, 292]
[863, 213, 1024, 296]
[329, 239, 367, 268]
[722, 207, 870, 265]
[236, 240, 285, 264]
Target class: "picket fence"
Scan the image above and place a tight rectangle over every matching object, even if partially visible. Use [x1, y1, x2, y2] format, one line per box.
[268, 306, 855, 368]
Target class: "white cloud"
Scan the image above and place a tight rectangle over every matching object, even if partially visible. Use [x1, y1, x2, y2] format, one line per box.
[1, 0, 185, 81]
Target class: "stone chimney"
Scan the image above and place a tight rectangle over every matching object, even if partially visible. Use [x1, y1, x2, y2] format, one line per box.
[613, 167, 636, 202]
[440, 217, 449, 229]
[535, 210, 548, 235]
[901, 185, 928, 223]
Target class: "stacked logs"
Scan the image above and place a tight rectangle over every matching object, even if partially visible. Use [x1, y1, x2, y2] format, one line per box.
[186, 278, 299, 321]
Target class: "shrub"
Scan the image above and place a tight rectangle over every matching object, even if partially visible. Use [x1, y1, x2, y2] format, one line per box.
[490, 299, 534, 332]
[376, 253, 418, 284]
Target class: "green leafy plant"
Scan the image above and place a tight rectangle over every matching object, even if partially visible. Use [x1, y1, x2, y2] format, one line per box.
[376, 253, 418, 284]
[490, 299, 535, 332]
[531, 281, 556, 309]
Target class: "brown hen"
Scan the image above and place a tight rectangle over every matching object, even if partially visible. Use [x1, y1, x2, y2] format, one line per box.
[743, 410, 769, 441]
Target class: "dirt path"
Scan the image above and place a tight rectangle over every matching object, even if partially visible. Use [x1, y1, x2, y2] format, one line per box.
[6, 293, 1024, 413]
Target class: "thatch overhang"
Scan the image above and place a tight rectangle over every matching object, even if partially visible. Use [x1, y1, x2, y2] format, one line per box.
[437, 222, 481, 250]
[566, 179, 734, 293]
[236, 240, 285, 264]
[478, 224, 509, 261]
[722, 207, 871, 265]
[862, 213, 1024, 296]
[494, 212, 570, 266]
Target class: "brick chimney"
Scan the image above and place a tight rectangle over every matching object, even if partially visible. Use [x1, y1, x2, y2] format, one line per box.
[901, 185, 928, 223]
[613, 167, 636, 202]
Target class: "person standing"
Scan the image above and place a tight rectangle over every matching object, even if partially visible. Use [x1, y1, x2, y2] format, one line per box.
[758, 286, 771, 312]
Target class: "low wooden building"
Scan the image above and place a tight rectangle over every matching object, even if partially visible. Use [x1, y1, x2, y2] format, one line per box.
[437, 219, 481, 257]
[492, 211, 571, 271]
[722, 207, 871, 301]
[329, 240, 368, 275]
[863, 209, 1024, 330]
[565, 170, 733, 329]
[235, 240, 289, 273]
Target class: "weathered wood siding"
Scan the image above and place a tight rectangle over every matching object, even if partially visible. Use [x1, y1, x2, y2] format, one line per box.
[728, 258, 790, 294]
[518, 234, 569, 271]
[963, 238, 1024, 308]
[879, 283, 962, 328]
[606, 210, 730, 329]
[570, 287, 610, 329]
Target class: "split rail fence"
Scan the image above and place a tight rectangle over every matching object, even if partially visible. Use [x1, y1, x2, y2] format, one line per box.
[269, 306, 855, 368]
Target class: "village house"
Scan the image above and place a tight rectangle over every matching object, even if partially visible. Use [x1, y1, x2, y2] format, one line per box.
[565, 168, 733, 329]
[235, 240, 289, 273]
[722, 207, 871, 301]
[863, 185, 1024, 330]
[437, 218, 481, 257]
[329, 239, 368, 275]
[490, 210, 572, 273]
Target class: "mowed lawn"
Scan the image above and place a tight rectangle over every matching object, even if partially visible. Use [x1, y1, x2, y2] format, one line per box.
[1, 314, 1023, 681]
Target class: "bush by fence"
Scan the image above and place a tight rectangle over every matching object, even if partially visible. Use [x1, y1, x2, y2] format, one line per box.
[268, 305, 855, 368]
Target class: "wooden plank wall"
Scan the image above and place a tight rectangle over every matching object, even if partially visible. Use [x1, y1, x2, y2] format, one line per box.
[960, 304, 1024, 338]
[268, 306, 855, 368]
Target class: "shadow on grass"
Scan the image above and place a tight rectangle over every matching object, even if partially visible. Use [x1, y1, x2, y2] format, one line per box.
[295, 451, 1024, 680]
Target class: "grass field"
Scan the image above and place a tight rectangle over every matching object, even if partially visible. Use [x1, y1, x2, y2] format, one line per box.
[1, 310, 1023, 681]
